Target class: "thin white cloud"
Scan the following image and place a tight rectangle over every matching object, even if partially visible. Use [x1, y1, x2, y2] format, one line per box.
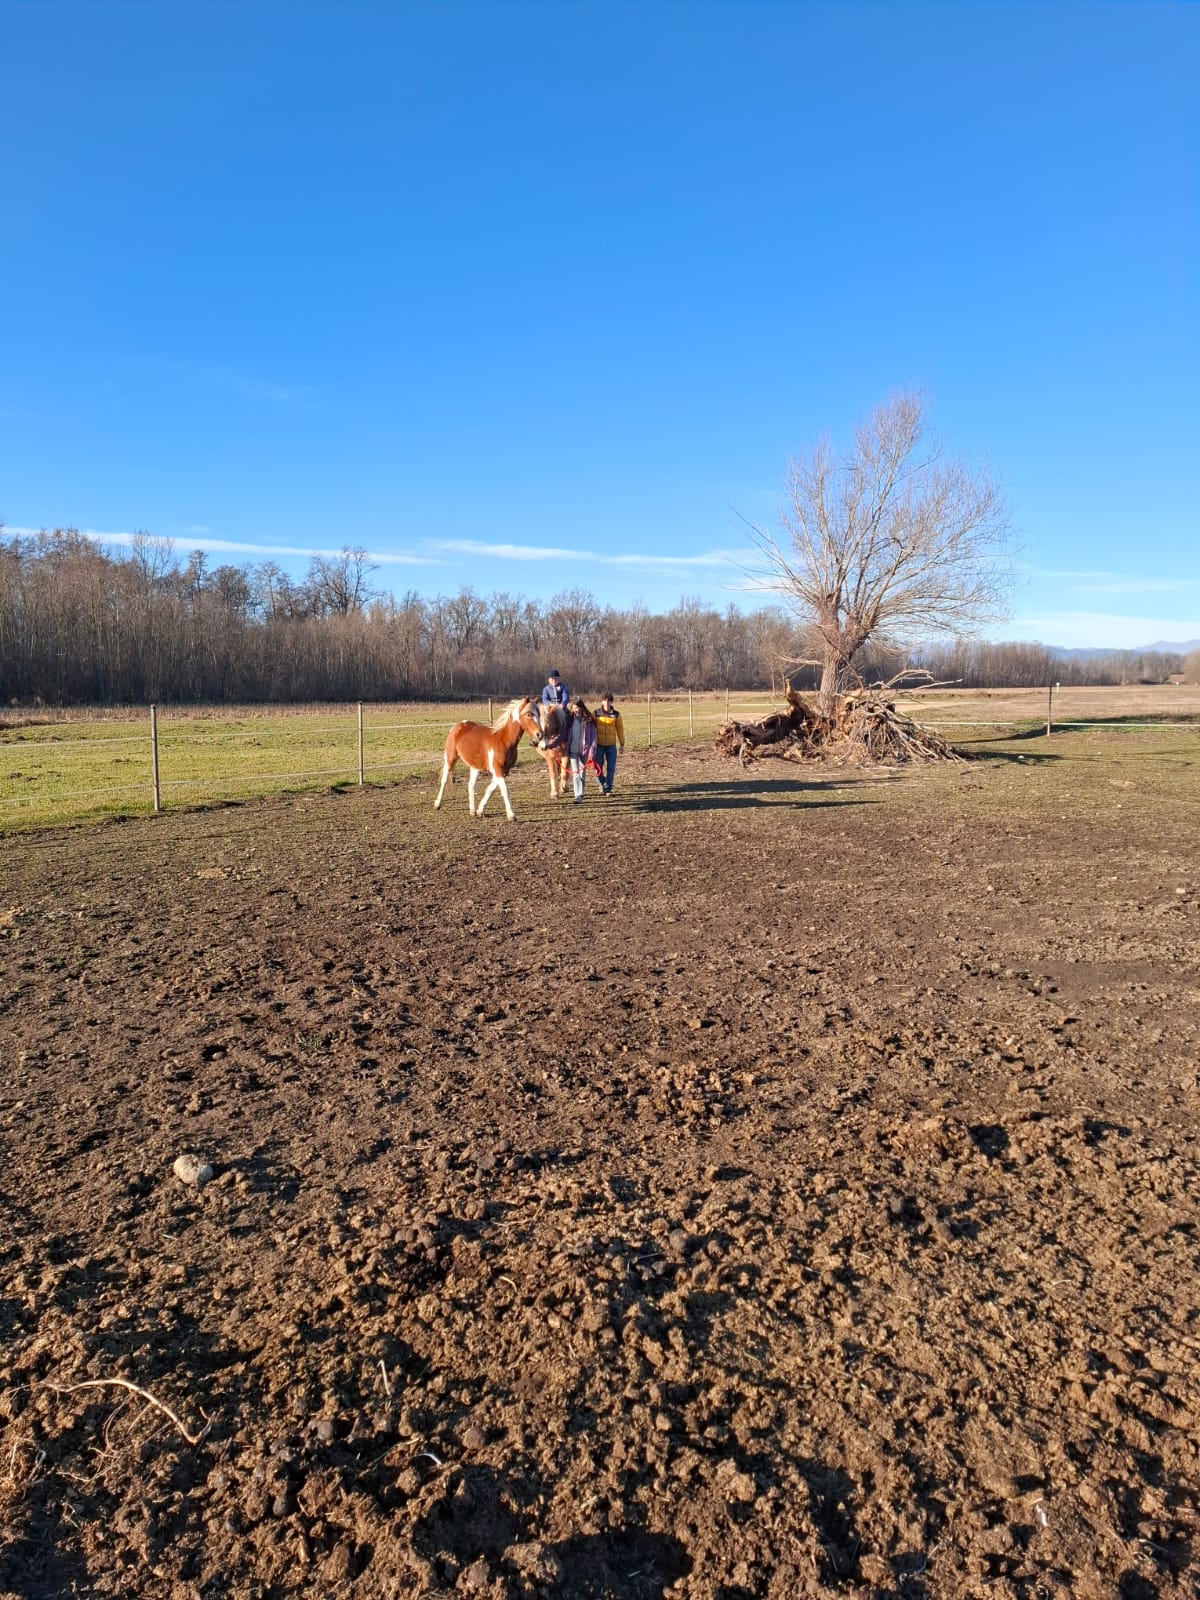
[222, 374, 315, 407]
[612, 551, 735, 570]
[430, 538, 735, 570]
[1023, 565, 1122, 579]
[1075, 577, 1198, 596]
[5, 527, 440, 566]
[1026, 566, 1198, 594]
[8, 525, 737, 573]
[124, 355, 316, 409]
[431, 540, 585, 562]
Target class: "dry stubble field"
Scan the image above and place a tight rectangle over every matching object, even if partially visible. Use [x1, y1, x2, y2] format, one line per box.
[1, 723, 1198, 1600]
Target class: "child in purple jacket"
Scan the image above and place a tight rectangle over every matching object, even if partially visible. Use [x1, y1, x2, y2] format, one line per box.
[566, 699, 599, 802]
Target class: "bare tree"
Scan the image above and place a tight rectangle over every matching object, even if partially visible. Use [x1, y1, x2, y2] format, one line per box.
[252, 560, 308, 621]
[183, 548, 209, 600]
[743, 390, 1014, 712]
[546, 587, 599, 659]
[439, 587, 489, 654]
[306, 545, 378, 616]
[127, 531, 175, 591]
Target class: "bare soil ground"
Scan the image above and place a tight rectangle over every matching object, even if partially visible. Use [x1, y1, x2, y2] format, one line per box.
[2, 731, 1198, 1600]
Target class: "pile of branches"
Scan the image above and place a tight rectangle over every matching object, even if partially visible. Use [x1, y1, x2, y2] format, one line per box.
[713, 685, 819, 761]
[715, 676, 965, 766]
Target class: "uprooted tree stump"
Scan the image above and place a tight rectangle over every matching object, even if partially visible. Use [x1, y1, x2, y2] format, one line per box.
[715, 682, 965, 766]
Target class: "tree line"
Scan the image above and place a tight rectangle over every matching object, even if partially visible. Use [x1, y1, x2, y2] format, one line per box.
[0, 528, 1191, 707]
[875, 637, 1195, 691]
[0, 529, 796, 704]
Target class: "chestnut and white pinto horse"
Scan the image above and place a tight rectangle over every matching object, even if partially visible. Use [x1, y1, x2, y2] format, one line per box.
[534, 702, 571, 798]
[434, 696, 541, 821]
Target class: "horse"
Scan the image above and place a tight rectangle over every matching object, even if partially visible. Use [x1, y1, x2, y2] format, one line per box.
[534, 702, 571, 798]
[433, 696, 542, 821]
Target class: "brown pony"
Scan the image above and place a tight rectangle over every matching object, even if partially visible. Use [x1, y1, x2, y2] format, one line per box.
[434, 696, 542, 821]
[534, 702, 571, 798]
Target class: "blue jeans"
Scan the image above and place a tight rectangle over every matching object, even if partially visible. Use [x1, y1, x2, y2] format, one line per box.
[598, 744, 618, 793]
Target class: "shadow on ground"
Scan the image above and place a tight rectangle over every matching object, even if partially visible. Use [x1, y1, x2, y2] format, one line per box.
[964, 747, 1062, 765]
[623, 776, 882, 813]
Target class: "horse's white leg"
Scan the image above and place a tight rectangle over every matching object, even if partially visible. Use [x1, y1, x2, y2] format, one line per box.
[477, 750, 499, 817]
[497, 776, 515, 821]
[468, 767, 481, 816]
[477, 776, 500, 816]
[434, 756, 452, 809]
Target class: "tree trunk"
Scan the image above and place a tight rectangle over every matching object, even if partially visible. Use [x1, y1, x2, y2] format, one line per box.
[817, 651, 839, 717]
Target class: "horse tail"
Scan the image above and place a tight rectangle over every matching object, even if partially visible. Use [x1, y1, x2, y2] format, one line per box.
[435, 733, 459, 810]
[438, 727, 463, 791]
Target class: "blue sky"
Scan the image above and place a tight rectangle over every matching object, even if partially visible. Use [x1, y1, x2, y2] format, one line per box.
[2, 1, 1196, 649]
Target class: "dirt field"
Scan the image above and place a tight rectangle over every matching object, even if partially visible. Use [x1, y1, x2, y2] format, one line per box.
[2, 728, 1198, 1599]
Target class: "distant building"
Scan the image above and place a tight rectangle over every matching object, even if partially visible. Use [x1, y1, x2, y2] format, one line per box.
[1167, 673, 1187, 685]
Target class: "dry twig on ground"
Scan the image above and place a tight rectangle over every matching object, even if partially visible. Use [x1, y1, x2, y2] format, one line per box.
[46, 1378, 212, 1447]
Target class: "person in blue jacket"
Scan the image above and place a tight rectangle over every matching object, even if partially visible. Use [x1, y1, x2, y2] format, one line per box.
[541, 669, 569, 708]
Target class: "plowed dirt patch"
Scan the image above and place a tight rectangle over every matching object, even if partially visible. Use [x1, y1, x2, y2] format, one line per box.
[2, 737, 1198, 1598]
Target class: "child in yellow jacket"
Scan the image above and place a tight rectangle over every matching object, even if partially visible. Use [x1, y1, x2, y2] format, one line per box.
[593, 692, 625, 795]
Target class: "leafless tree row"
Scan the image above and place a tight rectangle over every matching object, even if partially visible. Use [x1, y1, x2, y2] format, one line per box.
[1, 528, 1187, 708]
[0, 529, 796, 704]
[884, 638, 1192, 690]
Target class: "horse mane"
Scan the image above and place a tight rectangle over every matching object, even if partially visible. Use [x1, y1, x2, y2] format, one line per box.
[491, 697, 527, 732]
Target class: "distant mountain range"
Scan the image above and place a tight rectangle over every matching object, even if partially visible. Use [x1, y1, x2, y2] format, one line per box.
[1049, 639, 1199, 659]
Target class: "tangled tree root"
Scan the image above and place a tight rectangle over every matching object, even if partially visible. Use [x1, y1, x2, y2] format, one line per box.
[715, 682, 965, 766]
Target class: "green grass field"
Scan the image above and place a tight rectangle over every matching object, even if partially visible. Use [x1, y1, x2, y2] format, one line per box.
[2, 686, 1195, 831]
[0, 696, 766, 831]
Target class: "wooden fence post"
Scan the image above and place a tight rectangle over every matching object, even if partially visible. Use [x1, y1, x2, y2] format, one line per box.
[488, 696, 493, 723]
[1046, 683, 1053, 737]
[688, 688, 693, 736]
[647, 692, 653, 748]
[150, 704, 161, 814]
[357, 702, 365, 786]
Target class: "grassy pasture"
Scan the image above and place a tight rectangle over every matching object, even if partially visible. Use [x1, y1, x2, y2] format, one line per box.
[1, 684, 1196, 832]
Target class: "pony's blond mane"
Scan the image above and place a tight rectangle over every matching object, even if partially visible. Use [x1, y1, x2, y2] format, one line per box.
[491, 697, 527, 731]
